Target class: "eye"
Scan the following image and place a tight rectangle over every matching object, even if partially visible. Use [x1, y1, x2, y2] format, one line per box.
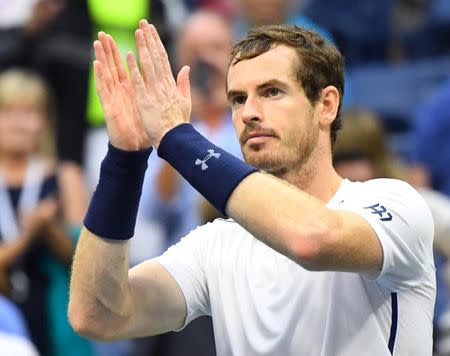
[265, 88, 281, 97]
[231, 96, 246, 106]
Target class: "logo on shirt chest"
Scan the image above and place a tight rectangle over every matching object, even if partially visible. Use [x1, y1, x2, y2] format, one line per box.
[364, 203, 393, 221]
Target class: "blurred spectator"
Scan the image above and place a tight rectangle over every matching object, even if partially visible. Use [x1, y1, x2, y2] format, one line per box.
[303, 0, 393, 64]
[410, 79, 450, 198]
[333, 107, 450, 355]
[390, 0, 450, 60]
[0, 295, 39, 355]
[0, 69, 91, 356]
[232, 0, 333, 41]
[0, 0, 92, 169]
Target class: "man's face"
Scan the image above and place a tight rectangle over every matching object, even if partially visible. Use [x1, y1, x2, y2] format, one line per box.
[227, 45, 319, 175]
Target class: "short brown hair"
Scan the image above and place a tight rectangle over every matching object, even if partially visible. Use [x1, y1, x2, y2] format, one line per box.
[231, 25, 344, 147]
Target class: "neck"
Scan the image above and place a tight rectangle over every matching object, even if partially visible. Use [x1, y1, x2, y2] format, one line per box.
[0, 151, 31, 184]
[0, 151, 30, 165]
[276, 145, 343, 203]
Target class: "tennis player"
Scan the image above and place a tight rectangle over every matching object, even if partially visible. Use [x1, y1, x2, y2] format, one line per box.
[69, 20, 435, 356]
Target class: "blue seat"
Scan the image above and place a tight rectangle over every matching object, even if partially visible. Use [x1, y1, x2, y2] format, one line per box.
[347, 57, 450, 157]
[428, 0, 450, 26]
[303, 0, 393, 63]
[347, 56, 450, 131]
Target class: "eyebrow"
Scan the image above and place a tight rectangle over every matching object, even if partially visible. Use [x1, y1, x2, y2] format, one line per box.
[226, 79, 290, 102]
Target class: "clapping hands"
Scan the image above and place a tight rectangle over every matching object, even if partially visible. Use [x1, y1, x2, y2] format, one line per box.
[93, 20, 192, 151]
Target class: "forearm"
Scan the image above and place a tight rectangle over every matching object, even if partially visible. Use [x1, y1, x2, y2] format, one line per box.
[227, 172, 333, 266]
[69, 227, 133, 340]
[226, 172, 382, 272]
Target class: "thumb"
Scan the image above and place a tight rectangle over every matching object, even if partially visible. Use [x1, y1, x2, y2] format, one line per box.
[177, 66, 191, 101]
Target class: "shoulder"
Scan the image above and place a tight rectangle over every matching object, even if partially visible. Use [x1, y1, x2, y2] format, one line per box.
[183, 218, 246, 243]
[342, 178, 434, 252]
[342, 179, 435, 287]
[345, 178, 427, 205]
[360, 177, 416, 192]
[347, 178, 433, 226]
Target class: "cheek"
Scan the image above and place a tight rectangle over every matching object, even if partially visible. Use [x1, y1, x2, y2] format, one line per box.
[231, 114, 244, 134]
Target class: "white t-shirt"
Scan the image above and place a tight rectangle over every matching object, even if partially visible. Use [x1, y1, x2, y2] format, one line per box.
[155, 178, 436, 356]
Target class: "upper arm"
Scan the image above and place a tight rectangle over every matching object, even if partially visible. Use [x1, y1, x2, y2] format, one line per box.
[122, 223, 213, 338]
[228, 173, 433, 286]
[122, 260, 187, 338]
[311, 208, 383, 274]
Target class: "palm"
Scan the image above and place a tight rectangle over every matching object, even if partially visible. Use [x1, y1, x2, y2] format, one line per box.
[93, 33, 151, 151]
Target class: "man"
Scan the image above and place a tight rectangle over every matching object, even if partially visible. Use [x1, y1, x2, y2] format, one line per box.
[69, 21, 435, 355]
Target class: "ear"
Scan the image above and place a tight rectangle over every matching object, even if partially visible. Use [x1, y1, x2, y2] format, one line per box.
[318, 86, 340, 128]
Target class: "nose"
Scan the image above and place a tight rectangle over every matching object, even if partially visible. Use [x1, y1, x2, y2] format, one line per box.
[241, 96, 263, 124]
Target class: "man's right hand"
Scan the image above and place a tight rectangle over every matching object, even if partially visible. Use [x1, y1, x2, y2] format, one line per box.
[93, 32, 151, 151]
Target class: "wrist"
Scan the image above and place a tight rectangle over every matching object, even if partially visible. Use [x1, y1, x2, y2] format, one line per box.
[157, 124, 257, 215]
[84, 143, 152, 240]
[155, 123, 185, 150]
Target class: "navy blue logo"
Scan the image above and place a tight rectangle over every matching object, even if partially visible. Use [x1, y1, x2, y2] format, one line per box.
[364, 203, 393, 221]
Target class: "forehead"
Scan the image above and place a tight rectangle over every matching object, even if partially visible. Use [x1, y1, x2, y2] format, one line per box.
[227, 45, 299, 90]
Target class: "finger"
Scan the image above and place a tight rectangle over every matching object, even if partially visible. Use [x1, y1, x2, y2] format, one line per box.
[139, 18, 149, 31]
[150, 24, 176, 87]
[93, 60, 111, 105]
[93, 39, 113, 92]
[107, 34, 128, 83]
[99, 32, 119, 85]
[177, 66, 191, 101]
[126, 51, 147, 101]
[142, 25, 166, 91]
[135, 29, 156, 91]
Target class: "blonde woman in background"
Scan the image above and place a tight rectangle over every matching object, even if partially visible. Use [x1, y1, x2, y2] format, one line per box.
[0, 69, 91, 356]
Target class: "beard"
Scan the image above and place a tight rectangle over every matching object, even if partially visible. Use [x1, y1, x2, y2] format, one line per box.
[241, 110, 319, 176]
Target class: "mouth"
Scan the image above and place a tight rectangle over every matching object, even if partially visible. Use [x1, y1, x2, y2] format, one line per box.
[242, 131, 276, 145]
[245, 135, 273, 144]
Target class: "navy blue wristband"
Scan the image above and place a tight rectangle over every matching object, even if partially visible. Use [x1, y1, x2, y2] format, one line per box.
[157, 124, 257, 215]
[84, 143, 152, 240]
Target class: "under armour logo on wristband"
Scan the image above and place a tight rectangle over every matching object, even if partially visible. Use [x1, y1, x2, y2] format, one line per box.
[195, 149, 221, 170]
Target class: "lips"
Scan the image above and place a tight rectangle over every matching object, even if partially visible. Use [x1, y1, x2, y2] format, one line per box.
[242, 131, 275, 144]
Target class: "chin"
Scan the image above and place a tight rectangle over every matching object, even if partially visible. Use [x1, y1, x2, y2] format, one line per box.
[244, 152, 285, 172]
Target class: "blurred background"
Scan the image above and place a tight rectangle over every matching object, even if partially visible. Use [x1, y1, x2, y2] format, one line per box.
[1, 0, 450, 355]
